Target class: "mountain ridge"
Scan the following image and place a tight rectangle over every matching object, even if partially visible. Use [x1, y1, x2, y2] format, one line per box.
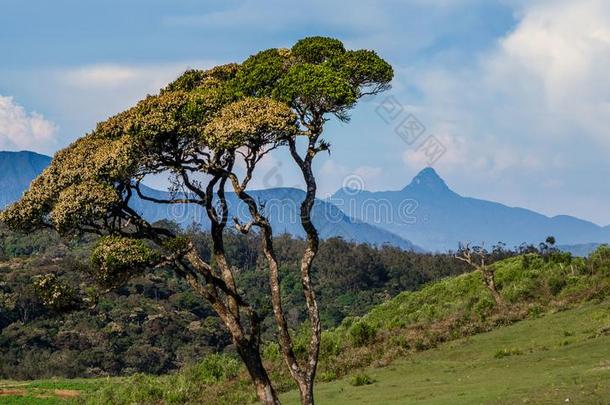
[2, 151, 608, 252]
[0, 151, 52, 209]
[331, 167, 610, 251]
[0, 151, 419, 251]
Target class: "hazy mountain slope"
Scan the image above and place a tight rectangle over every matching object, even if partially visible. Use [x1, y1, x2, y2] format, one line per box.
[0, 151, 51, 209]
[129, 185, 420, 251]
[331, 168, 610, 251]
[0, 151, 418, 251]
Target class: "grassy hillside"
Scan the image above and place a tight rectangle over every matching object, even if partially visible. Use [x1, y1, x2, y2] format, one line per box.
[1, 248, 609, 404]
[0, 227, 467, 380]
[281, 301, 610, 404]
[2, 301, 608, 404]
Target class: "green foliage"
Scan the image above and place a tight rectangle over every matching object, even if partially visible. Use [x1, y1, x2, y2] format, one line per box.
[162, 64, 239, 93]
[473, 295, 496, 320]
[291, 36, 345, 64]
[494, 347, 523, 359]
[189, 353, 240, 384]
[274, 63, 357, 113]
[52, 181, 120, 233]
[234, 48, 289, 97]
[329, 49, 394, 90]
[204, 97, 297, 149]
[320, 331, 343, 357]
[348, 373, 375, 387]
[348, 321, 377, 347]
[85, 354, 246, 405]
[588, 244, 610, 274]
[0, 227, 470, 380]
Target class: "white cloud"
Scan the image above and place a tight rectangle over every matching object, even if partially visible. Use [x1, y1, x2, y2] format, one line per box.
[392, 0, 610, 223]
[487, 0, 610, 145]
[58, 62, 215, 91]
[32, 61, 216, 144]
[63, 65, 143, 88]
[402, 0, 610, 174]
[0, 95, 57, 153]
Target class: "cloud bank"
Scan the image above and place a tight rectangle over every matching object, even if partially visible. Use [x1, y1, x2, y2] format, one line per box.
[0, 96, 57, 153]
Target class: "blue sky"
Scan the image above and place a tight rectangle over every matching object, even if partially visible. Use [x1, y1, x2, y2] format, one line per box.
[1, 0, 609, 225]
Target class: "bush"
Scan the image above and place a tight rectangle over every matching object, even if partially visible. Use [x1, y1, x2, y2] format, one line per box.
[474, 295, 495, 320]
[349, 373, 375, 386]
[349, 321, 377, 347]
[262, 341, 281, 361]
[589, 245, 610, 274]
[188, 354, 240, 384]
[494, 347, 523, 359]
[547, 273, 567, 295]
[320, 331, 343, 357]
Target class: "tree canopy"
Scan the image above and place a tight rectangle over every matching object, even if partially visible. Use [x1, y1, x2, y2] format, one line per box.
[1, 36, 392, 250]
[0, 36, 393, 405]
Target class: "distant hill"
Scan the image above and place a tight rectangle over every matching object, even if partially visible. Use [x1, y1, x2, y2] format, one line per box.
[129, 185, 419, 250]
[331, 167, 610, 252]
[558, 243, 604, 257]
[4, 151, 608, 253]
[0, 151, 51, 209]
[0, 151, 418, 251]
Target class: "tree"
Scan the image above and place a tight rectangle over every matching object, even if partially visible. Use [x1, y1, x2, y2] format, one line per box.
[230, 36, 393, 404]
[0, 37, 392, 404]
[455, 243, 504, 307]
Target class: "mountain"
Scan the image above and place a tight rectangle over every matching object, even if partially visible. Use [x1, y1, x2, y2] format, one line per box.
[0, 151, 51, 209]
[129, 185, 419, 250]
[0, 151, 419, 251]
[558, 243, 604, 257]
[331, 167, 610, 252]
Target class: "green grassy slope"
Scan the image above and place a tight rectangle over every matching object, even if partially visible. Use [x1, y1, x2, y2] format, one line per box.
[2, 301, 608, 404]
[2, 250, 609, 404]
[281, 301, 610, 404]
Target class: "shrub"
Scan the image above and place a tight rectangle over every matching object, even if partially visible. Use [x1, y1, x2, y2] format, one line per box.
[589, 245, 610, 275]
[189, 354, 240, 384]
[474, 295, 495, 320]
[547, 273, 567, 295]
[262, 341, 281, 361]
[320, 331, 343, 357]
[349, 373, 375, 386]
[494, 347, 523, 359]
[349, 321, 377, 347]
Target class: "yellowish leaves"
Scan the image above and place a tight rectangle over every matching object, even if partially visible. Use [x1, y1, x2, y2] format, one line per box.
[204, 98, 297, 149]
[51, 181, 120, 232]
[90, 236, 160, 287]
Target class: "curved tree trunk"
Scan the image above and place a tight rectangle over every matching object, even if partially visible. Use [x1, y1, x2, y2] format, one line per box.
[288, 135, 323, 405]
[237, 339, 281, 405]
[182, 243, 281, 405]
[231, 174, 309, 401]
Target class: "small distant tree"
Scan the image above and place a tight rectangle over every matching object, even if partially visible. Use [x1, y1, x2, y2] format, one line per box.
[0, 37, 392, 405]
[455, 243, 504, 307]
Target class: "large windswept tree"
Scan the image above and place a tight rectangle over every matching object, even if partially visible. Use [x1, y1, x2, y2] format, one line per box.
[0, 37, 392, 404]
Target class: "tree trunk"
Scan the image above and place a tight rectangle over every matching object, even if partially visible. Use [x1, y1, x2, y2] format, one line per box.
[482, 269, 503, 307]
[298, 377, 315, 405]
[180, 253, 280, 405]
[288, 135, 322, 405]
[237, 340, 281, 405]
[230, 175, 310, 402]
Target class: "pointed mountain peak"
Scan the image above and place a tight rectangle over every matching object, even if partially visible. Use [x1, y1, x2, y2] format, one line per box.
[403, 167, 450, 193]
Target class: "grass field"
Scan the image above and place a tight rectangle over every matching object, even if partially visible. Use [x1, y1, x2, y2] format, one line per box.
[0, 378, 116, 404]
[280, 301, 610, 404]
[2, 297, 609, 404]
